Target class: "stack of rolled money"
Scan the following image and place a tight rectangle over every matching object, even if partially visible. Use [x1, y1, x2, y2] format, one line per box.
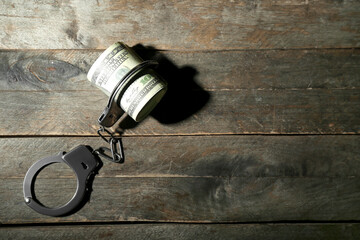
[87, 42, 167, 122]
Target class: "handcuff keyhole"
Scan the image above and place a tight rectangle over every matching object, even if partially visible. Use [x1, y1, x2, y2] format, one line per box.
[81, 162, 88, 169]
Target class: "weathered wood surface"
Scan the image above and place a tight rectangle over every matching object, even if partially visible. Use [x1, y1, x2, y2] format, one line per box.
[2, 177, 360, 223]
[1, 0, 360, 50]
[1, 136, 359, 224]
[0, 89, 359, 135]
[1, 224, 360, 240]
[1, 49, 360, 91]
[1, 136, 359, 179]
[1, 1, 359, 236]
[0, 49, 359, 135]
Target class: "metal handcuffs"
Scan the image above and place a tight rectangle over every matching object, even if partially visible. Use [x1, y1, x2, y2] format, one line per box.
[23, 60, 158, 217]
[23, 145, 99, 217]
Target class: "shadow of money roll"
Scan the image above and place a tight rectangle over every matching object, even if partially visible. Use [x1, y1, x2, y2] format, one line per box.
[87, 42, 167, 122]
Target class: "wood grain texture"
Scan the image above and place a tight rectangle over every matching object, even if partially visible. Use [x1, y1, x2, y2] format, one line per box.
[0, 89, 359, 135]
[2, 177, 360, 223]
[1, 136, 359, 224]
[0, 0, 359, 236]
[1, 136, 359, 179]
[0, 49, 359, 135]
[1, 224, 360, 240]
[0, 0, 360, 50]
[1, 49, 360, 91]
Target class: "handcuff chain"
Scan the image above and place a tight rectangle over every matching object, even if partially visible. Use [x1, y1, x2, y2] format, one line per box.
[94, 127, 124, 163]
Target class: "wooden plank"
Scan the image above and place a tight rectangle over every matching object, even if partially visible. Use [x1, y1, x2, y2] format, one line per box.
[1, 177, 360, 223]
[1, 136, 359, 223]
[0, 49, 359, 135]
[0, 88, 359, 135]
[1, 224, 360, 240]
[1, 49, 360, 91]
[1, 136, 359, 179]
[0, 0, 359, 50]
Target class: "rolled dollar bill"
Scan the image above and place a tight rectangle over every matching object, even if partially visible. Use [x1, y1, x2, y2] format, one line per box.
[87, 42, 167, 122]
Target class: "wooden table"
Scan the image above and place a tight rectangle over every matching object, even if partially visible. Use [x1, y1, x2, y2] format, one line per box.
[1, 0, 360, 239]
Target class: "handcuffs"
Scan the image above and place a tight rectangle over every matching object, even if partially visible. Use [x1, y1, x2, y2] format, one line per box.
[23, 60, 158, 217]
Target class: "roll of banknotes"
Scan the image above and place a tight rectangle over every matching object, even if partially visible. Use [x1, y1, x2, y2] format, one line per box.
[87, 42, 167, 122]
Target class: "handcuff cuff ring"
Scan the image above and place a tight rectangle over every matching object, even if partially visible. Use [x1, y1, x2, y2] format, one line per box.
[23, 145, 99, 217]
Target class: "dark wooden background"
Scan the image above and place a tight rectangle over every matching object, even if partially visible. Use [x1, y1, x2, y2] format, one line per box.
[1, 0, 360, 239]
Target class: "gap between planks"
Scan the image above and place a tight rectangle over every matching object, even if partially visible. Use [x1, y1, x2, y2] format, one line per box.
[2, 175, 358, 180]
[2, 220, 360, 227]
[0, 133, 360, 138]
[1, 47, 360, 53]
[1, 87, 360, 93]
